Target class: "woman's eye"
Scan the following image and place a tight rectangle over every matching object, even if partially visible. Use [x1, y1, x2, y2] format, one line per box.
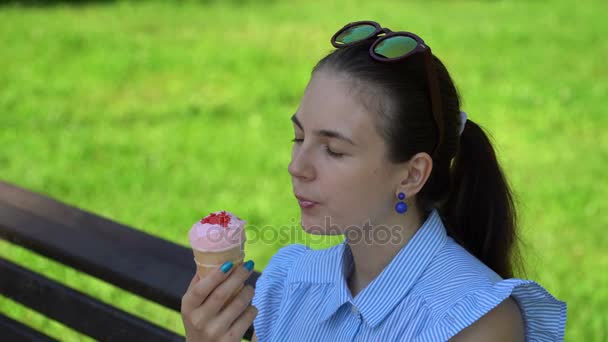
[324, 146, 344, 158]
[290, 138, 344, 158]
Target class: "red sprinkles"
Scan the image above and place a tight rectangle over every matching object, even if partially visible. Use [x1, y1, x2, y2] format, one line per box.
[200, 211, 232, 228]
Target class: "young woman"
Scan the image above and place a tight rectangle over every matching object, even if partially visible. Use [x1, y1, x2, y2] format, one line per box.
[181, 21, 567, 341]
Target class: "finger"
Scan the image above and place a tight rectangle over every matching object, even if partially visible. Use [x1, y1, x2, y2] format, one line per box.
[226, 305, 258, 340]
[186, 273, 199, 292]
[181, 261, 236, 313]
[211, 285, 255, 330]
[201, 260, 254, 314]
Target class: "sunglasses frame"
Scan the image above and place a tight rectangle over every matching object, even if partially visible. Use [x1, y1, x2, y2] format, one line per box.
[330, 20, 445, 158]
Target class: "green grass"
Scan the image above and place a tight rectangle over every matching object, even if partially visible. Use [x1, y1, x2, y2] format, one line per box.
[0, 0, 606, 340]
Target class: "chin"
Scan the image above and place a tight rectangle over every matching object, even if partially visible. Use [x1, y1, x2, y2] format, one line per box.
[299, 217, 343, 236]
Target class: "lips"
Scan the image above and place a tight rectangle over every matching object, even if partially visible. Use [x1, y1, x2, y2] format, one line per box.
[295, 194, 319, 208]
[295, 194, 318, 204]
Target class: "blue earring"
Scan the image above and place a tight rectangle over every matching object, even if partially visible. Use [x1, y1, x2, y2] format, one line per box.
[395, 192, 408, 214]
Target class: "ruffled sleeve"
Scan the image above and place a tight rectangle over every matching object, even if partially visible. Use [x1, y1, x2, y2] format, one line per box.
[252, 244, 310, 341]
[419, 278, 567, 342]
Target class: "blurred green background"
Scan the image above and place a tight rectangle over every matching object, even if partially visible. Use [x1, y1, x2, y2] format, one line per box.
[0, 0, 606, 340]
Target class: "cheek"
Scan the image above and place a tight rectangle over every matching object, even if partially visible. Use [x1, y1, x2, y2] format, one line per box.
[332, 164, 385, 197]
[320, 165, 386, 226]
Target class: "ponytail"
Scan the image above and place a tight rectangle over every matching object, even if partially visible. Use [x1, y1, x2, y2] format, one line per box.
[439, 120, 524, 279]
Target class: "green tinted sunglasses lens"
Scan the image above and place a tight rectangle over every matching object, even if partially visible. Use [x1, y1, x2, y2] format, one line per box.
[374, 36, 418, 58]
[335, 24, 377, 44]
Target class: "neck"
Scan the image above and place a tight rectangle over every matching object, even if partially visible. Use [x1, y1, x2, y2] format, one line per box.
[346, 209, 425, 297]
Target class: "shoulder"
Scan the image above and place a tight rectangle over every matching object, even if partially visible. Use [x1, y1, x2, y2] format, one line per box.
[251, 244, 311, 341]
[413, 238, 567, 341]
[253, 244, 311, 296]
[449, 296, 524, 341]
[413, 238, 503, 309]
[260, 244, 311, 278]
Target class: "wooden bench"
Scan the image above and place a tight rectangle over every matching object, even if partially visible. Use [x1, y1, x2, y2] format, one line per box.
[0, 181, 260, 341]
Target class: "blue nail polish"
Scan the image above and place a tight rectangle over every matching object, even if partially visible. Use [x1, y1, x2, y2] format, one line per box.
[243, 260, 254, 271]
[220, 261, 234, 273]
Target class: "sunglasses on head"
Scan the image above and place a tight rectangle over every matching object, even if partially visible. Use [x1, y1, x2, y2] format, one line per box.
[331, 20, 445, 157]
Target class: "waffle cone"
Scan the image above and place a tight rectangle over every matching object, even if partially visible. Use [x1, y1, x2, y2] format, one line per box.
[193, 245, 244, 276]
[192, 245, 245, 307]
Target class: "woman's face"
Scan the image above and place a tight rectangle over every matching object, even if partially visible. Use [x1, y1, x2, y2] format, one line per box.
[288, 70, 404, 235]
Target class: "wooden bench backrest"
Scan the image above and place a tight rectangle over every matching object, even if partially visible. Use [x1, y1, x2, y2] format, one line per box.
[0, 181, 260, 340]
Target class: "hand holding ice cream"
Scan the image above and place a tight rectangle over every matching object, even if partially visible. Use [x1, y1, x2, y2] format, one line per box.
[181, 213, 257, 341]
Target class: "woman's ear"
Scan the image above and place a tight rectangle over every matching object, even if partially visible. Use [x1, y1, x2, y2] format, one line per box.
[398, 152, 433, 197]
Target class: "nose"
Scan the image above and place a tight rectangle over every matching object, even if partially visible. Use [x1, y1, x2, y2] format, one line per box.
[288, 145, 315, 181]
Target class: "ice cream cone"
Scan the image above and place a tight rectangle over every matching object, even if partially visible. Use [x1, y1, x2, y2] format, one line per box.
[188, 210, 248, 308]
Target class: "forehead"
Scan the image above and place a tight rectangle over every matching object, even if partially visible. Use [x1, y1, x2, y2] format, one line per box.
[295, 72, 377, 143]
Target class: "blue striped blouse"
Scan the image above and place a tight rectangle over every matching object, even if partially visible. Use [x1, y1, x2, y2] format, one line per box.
[252, 209, 567, 341]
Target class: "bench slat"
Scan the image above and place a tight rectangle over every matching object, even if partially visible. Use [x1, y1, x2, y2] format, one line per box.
[0, 181, 260, 309]
[0, 312, 58, 342]
[0, 257, 184, 341]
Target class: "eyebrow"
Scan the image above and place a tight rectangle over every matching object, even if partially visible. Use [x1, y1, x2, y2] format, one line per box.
[291, 113, 357, 146]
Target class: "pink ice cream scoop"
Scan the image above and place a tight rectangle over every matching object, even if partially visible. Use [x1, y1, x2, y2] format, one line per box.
[188, 210, 247, 252]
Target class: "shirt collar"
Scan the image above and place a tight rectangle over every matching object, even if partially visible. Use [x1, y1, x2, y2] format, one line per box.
[289, 209, 448, 328]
